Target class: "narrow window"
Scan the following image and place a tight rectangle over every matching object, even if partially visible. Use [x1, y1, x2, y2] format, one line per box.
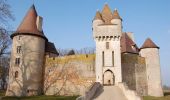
[112, 51, 114, 66]
[18, 36, 22, 40]
[15, 71, 18, 78]
[17, 46, 21, 53]
[106, 42, 109, 49]
[102, 51, 104, 66]
[15, 58, 20, 65]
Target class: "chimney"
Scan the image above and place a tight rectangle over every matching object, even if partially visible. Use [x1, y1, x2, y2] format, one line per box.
[36, 16, 43, 31]
[127, 32, 135, 42]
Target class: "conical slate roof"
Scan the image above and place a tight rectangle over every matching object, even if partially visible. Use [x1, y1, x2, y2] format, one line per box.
[94, 11, 102, 20]
[121, 33, 139, 54]
[140, 38, 159, 49]
[11, 5, 47, 40]
[101, 4, 113, 24]
[113, 9, 122, 20]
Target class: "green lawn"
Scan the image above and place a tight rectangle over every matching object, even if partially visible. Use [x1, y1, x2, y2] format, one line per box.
[1, 90, 170, 100]
[143, 92, 170, 100]
[1, 95, 78, 100]
[0, 90, 78, 100]
[143, 96, 170, 100]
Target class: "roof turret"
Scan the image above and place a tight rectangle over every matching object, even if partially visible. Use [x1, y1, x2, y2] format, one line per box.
[113, 9, 122, 20]
[94, 11, 102, 20]
[140, 38, 159, 49]
[101, 4, 113, 24]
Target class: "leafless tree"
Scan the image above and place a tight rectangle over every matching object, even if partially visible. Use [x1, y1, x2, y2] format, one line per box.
[75, 47, 95, 55]
[57, 47, 95, 56]
[57, 48, 70, 56]
[43, 57, 80, 95]
[0, 29, 11, 57]
[0, 56, 9, 89]
[0, 0, 14, 26]
[0, 0, 14, 91]
[0, 0, 14, 56]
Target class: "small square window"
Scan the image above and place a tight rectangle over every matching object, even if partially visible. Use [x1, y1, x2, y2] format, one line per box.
[106, 42, 109, 49]
[15, 58, 20, 65]
[18, 36, 22, 40]
[17, 46, 21, 53]
[15, 71, 18, 78]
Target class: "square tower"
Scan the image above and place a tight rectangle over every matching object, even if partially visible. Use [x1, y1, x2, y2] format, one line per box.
[93, 4, 123, 85]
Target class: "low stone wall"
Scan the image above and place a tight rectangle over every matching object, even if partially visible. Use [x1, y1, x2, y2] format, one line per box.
[76, 82, 102, 100]
[85, 82, 102, 100]
[117, 82, 142, 100]
[44, 54, 96, 96]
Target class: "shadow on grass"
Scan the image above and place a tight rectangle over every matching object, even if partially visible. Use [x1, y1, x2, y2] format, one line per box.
[1, 95, 79, 100]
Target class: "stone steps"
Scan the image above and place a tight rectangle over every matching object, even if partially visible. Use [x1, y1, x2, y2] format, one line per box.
[93, 86, 128, 100]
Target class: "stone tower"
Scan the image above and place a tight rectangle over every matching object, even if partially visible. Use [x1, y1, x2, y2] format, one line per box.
[6, 5, 47, 96]
[93, 4, 122, 85]
[140, 38, 163, 97]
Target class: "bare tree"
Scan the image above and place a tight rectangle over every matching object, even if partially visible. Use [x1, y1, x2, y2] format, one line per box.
[76, 47, 95, 55]
[57, 47, 95, 56]
[43, 57, 80, 95]
[0, 0, 14, 91]
[0, 0, 14, 25]
[0, 0, 14, 56]
[0, 29, 11, 57]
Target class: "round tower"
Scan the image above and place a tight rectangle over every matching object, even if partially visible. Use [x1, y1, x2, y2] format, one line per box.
[140, 38, 163, 97]
[111, 9, 122, 36]
[92, 11, 104, 37]
[6, 5, 47, 96]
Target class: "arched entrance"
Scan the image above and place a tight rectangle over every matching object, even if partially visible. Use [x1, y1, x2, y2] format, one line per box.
[103, 70, 115, 85]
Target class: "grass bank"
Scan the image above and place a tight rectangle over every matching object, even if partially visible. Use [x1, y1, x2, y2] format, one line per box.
[143, 91, 170, 100]
[1, 95, 78, 100]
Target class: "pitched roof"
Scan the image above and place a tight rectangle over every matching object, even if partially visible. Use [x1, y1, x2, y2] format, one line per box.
[140, 38, 159, 49]
[45, 42, 59, 55]
[11, 5, 47, 40]
[113, 9, 122, 20]
[121, 33, 139, 54]
[94, 11, 102, 20]
[101, 4, 113, 24]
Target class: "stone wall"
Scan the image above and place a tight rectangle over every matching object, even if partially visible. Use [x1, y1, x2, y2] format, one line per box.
[121, 53, 148, 96]
[6, 35, 45, 96]
[44, 54, 96, 96]
[44, 53, 148, 96]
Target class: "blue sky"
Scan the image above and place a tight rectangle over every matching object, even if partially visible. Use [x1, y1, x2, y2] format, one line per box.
[8, 0, 170, 86]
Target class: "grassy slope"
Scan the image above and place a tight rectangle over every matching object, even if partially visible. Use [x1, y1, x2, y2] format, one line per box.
[1, 95, 78, 100]
[143, 92, 170, 100]
[1, 90, 170, 100]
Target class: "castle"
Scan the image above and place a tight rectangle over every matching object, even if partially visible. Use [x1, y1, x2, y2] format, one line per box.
[6, 4, 163, 98]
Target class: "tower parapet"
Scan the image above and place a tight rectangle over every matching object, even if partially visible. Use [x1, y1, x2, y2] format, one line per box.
[93, 5, 122, 41]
